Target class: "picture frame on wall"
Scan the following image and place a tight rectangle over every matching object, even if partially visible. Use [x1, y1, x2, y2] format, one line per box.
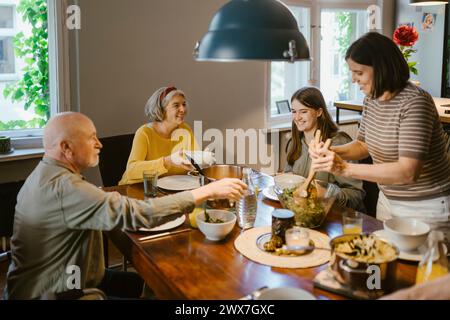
[276, 100, 291, 114]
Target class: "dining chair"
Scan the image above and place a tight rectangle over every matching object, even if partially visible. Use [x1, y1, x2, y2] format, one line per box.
[0, 181, 24, 263]
[98, 133, 135, 187]
[98, 133, 135, 271]
[40, 288, 107, 300]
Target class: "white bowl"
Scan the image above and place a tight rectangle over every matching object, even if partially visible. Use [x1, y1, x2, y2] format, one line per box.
[273, 173, 305, 190]
[255, 287, 316, 300]
[196, 210, 236, 241]
[383, 217, 430, 252]
[184, 150, 216, 167]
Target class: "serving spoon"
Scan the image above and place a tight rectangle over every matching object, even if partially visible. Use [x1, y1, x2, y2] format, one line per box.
[280, 244, 332, 256]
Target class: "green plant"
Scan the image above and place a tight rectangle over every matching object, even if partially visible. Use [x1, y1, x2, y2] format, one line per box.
[1, 0, 49, 129]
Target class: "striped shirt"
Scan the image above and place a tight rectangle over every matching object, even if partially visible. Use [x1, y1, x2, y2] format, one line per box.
[357, 82, 450, 201]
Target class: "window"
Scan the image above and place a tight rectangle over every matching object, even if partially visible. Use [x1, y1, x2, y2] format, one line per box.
[268, 1, 375, 125]
[0, 0, 70, 142]
[0, 4, 15, 76]
[0, 5, 13, 27]
[270, 6, 310, 119]
[320, 8, 368, 104]
[0, 36, 14, 74]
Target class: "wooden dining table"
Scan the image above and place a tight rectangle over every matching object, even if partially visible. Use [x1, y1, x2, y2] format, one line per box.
[104, 173, 418, 300]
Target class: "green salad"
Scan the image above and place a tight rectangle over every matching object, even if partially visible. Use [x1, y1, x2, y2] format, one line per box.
[279, 187, 326, 228]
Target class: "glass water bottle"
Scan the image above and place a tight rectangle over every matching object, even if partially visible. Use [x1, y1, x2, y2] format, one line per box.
[235, 168, 257, 229]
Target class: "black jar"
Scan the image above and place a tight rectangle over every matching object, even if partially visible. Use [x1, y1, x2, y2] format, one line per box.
[271, 209, 295, 244]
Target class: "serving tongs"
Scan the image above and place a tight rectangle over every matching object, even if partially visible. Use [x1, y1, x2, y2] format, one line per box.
[294, 130, 331, 201]
[191, 164, 212, 223]
[185, 153, 210, 184]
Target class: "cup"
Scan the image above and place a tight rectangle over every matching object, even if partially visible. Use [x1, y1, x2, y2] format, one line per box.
[342, 211, 363, 235]
[143, 170, 158, 198]
[271, 209, 295, 243]
[0, 136, 12, 154]
[285, 226, 310, 248]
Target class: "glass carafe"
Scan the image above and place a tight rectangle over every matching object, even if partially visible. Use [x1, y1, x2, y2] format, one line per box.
[416, 231, 449, 284]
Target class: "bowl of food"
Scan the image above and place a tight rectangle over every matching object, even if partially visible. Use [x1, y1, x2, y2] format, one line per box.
[383, 217, 430, 252]
[196, 210, 236, 241]
[273, 180, 340, 228]
[330, 234, 399, 294]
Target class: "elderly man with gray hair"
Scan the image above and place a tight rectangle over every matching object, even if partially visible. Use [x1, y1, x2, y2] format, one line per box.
[119, 85, 198, 185]
[4, 112, 246, 299]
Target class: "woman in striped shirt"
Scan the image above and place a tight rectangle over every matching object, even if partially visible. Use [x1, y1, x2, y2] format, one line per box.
[309, 32, 450, 243]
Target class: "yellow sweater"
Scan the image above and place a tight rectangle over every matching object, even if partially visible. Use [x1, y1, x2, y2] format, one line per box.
[119, 123, 197, 185]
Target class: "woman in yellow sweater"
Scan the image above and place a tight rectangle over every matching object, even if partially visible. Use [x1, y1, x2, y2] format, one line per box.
[119, 86, 197, 185]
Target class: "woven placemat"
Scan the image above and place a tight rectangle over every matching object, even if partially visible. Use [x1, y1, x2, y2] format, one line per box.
[234, 226, 331, 268]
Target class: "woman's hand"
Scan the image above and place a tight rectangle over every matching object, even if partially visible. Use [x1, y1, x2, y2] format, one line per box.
[309, 140, 348, 176]
[164, 150, 194, 171]
[191, 178, 247, 205]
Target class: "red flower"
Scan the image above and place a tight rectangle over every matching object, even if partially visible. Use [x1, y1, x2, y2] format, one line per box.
[393, 25, 419, 47]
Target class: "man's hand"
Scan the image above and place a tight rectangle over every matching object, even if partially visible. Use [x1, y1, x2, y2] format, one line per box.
[191, 178, 247, 205]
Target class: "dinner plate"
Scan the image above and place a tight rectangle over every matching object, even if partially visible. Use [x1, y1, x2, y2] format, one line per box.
[255, 287, 316, 300]
[262, 186, 279, 202]
[139, 215, 186, 232]
[372, 229, 447, 262]
[157, 175, 200, 191]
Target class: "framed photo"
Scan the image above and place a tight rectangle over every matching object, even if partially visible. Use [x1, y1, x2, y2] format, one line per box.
[422, 13, 436, 32]
[276, 100, 291, 114]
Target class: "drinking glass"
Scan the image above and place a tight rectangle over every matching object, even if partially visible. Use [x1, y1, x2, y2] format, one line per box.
[342, 211, 363, 235]
[143, 170, 158, 198]
[285, 226, 310, 248]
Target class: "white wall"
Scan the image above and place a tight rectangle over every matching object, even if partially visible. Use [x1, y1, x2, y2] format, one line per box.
[76, 0, 266, 137]
[72, 0, 271, 183]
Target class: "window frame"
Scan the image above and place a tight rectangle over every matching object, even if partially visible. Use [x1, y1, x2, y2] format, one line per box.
[266, 0, 379, 128]
[0, 0, 71, 145]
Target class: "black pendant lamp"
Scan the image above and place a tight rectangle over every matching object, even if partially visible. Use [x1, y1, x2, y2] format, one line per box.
[410, 0, 448, 5]
[194, 0, 310, 62]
